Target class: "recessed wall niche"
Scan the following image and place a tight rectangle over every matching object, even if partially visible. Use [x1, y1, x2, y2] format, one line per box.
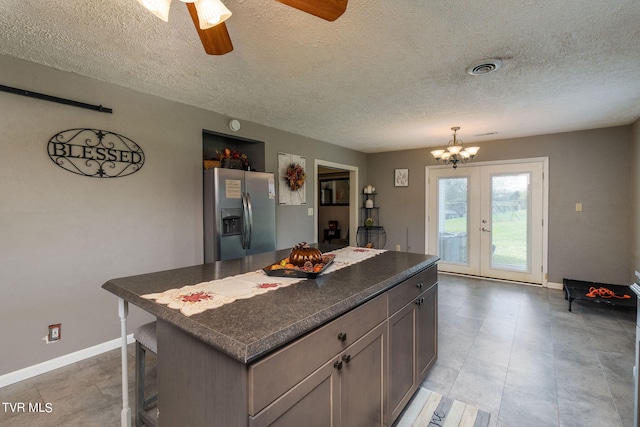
[202, 130, 266, 172]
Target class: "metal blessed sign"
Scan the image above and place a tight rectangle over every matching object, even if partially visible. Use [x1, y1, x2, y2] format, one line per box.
[47, 129, 144, 178]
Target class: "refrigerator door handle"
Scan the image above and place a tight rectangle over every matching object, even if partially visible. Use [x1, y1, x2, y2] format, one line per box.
[240, 192, 248, 249]
[246, 193, 253, 249]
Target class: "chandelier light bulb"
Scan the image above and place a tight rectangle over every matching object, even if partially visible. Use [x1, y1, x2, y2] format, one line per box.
[447, 145, 462, 154]
[465, 146, 480, 157]
[431, 149, 445, 160]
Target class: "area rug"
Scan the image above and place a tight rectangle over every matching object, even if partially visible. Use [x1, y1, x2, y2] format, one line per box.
[396, 387, 491, 427]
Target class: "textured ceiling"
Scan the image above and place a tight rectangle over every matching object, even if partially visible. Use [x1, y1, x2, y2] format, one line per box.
[1, 0, 639, 152]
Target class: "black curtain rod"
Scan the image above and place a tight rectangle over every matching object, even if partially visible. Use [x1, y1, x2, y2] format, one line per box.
[0, 84, 113, 114]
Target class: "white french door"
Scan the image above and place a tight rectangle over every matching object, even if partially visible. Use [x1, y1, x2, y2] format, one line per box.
[427, 161, 545, 284]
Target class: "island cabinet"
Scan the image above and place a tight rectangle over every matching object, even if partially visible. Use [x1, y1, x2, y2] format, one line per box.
[109, 249, 439, 427]
[249, 295, 387, 427]
[387, 264, 438, 424]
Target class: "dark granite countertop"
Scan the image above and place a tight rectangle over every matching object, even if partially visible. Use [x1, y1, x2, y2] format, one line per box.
[102, 245, 438, 364]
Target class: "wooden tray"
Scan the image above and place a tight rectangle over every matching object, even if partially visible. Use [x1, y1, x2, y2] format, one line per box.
[263, 254, 335, 279]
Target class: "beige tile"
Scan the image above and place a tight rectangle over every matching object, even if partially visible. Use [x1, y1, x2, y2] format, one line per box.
[45, 384, 110, 425]
[36, 357, 123, 403]
[0, 384, 43, 422]
[58, 398, 123, 427]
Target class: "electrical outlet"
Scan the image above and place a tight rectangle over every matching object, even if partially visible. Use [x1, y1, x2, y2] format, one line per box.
[48, 324, 61, 342]
[395, 244, 401, 251]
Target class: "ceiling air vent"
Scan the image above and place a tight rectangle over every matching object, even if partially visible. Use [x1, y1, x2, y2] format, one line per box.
[466, 59, 503, 76]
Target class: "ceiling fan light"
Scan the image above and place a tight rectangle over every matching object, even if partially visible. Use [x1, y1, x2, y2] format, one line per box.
[137, 0, 171, 22]
[194, 0, 232, 29]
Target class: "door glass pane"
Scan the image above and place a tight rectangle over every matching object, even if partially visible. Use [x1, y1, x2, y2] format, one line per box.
[490, 173, 530, 272]
[437, 177, 468, 265]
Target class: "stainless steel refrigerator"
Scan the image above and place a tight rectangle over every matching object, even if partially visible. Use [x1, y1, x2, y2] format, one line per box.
[204, 168, 276, 262]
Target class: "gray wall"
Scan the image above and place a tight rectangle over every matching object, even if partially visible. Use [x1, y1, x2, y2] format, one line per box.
[0, 55, 366, 375]
[368, 126, 635, 285]
[633, 120, 640, 278]
[1, 51, 637, 377]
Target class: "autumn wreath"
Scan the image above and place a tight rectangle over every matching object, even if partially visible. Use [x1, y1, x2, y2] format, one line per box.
[285, 163, 306, 191]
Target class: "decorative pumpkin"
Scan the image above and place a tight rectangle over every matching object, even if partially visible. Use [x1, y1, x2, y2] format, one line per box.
[290, 242, 323, 267]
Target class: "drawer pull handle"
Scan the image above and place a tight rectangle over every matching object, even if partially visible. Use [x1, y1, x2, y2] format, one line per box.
[338, 332, 347, 342]
[334, 360, 343, 370]
[416, 283, 423, 289]
[415, 297, 425, 306]
[342, 354, 351, 363]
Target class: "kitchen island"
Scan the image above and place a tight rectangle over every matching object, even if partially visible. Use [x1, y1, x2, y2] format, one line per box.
[103, 245, 438, 427]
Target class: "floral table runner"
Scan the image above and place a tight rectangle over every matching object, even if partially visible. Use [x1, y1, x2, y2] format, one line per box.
[141, 246, 386, 317]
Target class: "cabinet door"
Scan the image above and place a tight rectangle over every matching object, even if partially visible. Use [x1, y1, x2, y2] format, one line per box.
[340, 322, 386, 427]
[388, 302, 416, 422]
[416, 284, 438, 381]
[249, 358, 340, 427]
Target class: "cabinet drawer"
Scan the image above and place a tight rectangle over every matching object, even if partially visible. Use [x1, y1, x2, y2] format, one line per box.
[388, 265, 437, 315]
[248, 293, 387, 416]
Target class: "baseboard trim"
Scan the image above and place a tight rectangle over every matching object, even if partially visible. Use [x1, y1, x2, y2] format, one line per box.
[0, 334, 134, 388]
[547, 281, 563, 290]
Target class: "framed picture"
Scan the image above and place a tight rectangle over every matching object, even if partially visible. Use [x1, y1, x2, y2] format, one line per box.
[394, 168, 409, 187]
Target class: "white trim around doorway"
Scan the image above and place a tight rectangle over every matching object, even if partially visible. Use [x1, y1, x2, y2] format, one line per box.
[314, 159, 359, 247]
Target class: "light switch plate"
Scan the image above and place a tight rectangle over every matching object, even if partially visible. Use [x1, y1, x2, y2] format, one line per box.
[575, 203, 583, 212]
[307, 208, 313, 216]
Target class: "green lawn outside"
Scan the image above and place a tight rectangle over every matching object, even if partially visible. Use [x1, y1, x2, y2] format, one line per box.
[443, 209, 527, 269]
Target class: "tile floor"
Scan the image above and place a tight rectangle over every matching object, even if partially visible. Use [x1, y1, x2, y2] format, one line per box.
[0, 273, 635, 426]
[421, 274, 636, 427]
[0, 342, 153, 427]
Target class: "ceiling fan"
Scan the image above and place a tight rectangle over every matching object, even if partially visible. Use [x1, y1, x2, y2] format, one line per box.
[136, 0, 348, 55]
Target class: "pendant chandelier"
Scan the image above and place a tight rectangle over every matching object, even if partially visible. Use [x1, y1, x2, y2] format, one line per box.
[430, 127, 479, 169]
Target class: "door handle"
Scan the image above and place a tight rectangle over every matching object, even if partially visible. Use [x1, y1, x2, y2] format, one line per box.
[482, 227, 491, 232]
[246, 193, 253, 249]
[240, 193, 247, 249]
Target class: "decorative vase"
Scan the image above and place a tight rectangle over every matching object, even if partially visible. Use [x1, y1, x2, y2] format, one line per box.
[365, 199, 374, 208]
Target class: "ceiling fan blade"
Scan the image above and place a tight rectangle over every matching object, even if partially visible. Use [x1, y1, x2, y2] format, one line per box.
[186, 2, 233, 55]
[276, 0, 348, 22]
